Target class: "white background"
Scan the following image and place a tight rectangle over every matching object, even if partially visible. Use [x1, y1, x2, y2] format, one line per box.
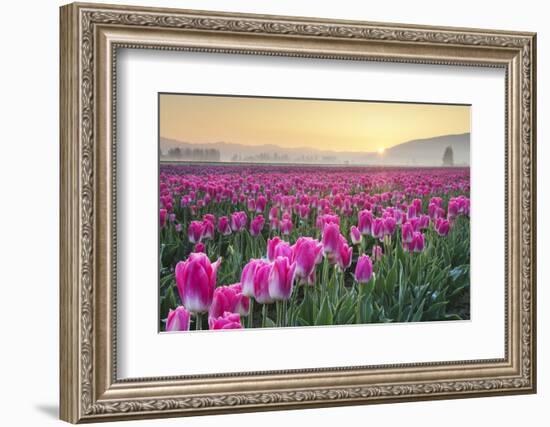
[118, 49, 504, 377]
[0, 0, 546, 426]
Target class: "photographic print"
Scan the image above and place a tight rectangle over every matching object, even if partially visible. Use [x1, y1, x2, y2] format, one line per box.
[159, 94, 471, 332]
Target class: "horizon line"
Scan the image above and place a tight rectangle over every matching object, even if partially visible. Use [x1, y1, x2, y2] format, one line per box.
[159, 131, 471, 155]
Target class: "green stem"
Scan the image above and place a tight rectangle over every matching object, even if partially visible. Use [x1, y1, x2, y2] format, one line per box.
[283, 299, 288, 327]
[248, 299, 254, 328]
[196, 312, 202, 331]
[262, 304, 268, 328]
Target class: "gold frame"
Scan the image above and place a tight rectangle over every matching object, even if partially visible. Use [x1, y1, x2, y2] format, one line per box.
[59, 2, 537, 423]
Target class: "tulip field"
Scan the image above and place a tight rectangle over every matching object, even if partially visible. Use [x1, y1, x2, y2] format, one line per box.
[159, 163, 470, 332]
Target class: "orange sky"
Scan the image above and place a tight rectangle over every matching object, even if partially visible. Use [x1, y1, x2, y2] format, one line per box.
[160, 94, 470, 153]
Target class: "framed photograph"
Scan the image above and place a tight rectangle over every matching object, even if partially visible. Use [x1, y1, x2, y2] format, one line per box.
[60, 2, 537, 423]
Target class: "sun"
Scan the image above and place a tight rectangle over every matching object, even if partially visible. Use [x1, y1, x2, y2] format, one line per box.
[377, 147, 385, 155]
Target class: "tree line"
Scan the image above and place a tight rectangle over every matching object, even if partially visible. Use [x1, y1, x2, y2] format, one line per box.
[162, 147, 221, 162]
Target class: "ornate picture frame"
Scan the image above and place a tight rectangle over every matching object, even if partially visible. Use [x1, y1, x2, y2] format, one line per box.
[60, 2, 536, 423]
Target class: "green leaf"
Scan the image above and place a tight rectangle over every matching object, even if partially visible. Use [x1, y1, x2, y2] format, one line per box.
[264, 317, 276, 328]
[314, 297, 333, 326]
[385, 262, 397, 296]
[411, 300, 426, 322]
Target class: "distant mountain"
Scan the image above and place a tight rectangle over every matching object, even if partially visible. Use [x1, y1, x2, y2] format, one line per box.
[379, 133, 470, 166]
[160, 132, 470, 166]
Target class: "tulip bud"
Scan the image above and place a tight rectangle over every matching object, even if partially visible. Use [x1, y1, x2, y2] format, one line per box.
[354, 254, 373, 284]
[165, 306, 191, 332]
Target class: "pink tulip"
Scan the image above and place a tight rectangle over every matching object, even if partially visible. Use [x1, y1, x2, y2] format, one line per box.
[250, 215, 265, 236]
[165, 306, 191, 332]
[217, 216, 232, 236]
[299, 205, 310, 220]
[209, 284, 250, 321]
[402, 222, 414, 243]
[435, 218, 450, 236]
[316, 213, 340, 230]
[372, 245, 383, 262]
[160, 208, 167, 228]
[383, 217, 397, 236]
[256, 195, 267, 212]
[267, 237, 292, 262]
[428, 202, 440, 220]
[407, 231, 425, 252]
[241, 259, 269, 297]
[201, 219, 215, 240]
[188, 221, 204, 243]
[412, 198, 423, 214]
[280, 218, 293, 235]
[322, 222, 341, 254]
[203, 213, 216, 225]
[335, 237, 353, 271]
[269, 207, 279, 220]
[209, 312, 243, 330]
[194, 242, 205, 253]
[175, 223, 182, 233]
[407, 204, 417, 219]
[448, 200, 459, 219]
[358, 209, 373, 235]
[268, 256, 297, 301]
[175, 253, 221, 313]
[247, 198, 256, 212]
[253, 262, 275, 304]
[230, 211, 247, 231]
[267, 237, 283, 262]
[430, 197, 443, 207]
[354, 254, 373, 284]
[372, 218, 385, 240]
[291, 237, 323, 284]
[350, 226, 362, 245]
[418, 215, 430, 229]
